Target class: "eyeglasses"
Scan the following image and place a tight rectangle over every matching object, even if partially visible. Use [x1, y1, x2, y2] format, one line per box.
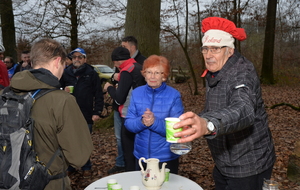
[4, 61, 11, 64]
[201, 46, 226, 54]
[71, 55, 85, 59]
[145, 71, 164, 76]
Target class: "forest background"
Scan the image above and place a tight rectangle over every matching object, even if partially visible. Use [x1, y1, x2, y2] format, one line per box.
[0, 0, 299, 87]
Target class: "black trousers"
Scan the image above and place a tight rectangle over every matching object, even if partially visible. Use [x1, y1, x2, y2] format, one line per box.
[213, 164, 274, 190]
[121, 118, 136, 171]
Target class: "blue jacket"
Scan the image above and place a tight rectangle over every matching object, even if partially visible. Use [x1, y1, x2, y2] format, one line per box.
[125, 82, 184, 162]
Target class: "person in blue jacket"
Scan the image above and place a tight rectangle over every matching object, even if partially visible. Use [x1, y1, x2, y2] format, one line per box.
[125, 55, 184, 174]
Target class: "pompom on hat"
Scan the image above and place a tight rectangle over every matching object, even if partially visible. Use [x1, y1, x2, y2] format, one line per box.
[201, 17, 247, 49]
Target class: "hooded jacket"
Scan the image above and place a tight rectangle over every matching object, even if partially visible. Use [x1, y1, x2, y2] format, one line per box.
[107, 59, 145, 118]
[5, 69, 93, 190]
[125, 82, 183, 162]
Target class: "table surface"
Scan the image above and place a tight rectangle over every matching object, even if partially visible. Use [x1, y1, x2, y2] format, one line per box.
[85, 171, 203, 190]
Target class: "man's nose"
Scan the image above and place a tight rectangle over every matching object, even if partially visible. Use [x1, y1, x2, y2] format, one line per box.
[206, 49, 214, 58]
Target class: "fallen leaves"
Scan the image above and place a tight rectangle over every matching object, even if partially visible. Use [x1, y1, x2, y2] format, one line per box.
[69, 83, 300, 190]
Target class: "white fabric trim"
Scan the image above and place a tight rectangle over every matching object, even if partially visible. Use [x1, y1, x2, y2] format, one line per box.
[202, 29, 235, 48]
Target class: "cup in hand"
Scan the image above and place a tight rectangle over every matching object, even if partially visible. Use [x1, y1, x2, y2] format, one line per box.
[165, 117, 182, 143]
[66, 85, 74, 93]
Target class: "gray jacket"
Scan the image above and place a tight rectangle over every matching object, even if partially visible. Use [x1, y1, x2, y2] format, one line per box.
[201, 50, 276, 178]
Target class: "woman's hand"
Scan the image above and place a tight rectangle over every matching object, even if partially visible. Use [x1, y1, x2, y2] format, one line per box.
[142, 108, 155, 127]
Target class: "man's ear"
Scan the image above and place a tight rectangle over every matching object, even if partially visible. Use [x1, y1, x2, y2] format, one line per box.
[54, 57, 61, 69]
[228, 48, 234, 56]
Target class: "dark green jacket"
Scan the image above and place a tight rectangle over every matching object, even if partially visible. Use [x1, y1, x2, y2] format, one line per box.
[7, 69, 93, 190]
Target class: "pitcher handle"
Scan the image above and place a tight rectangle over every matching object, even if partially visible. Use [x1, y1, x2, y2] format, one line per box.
[139, 157, 146, 173]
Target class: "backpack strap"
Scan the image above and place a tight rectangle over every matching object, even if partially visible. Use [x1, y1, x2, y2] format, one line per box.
[30, 88, 67, 188]
[46, 148, 67, 180]
[31, 88, 58, 100]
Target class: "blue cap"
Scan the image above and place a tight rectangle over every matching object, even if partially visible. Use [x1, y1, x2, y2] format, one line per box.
[70, 47, 86, 57]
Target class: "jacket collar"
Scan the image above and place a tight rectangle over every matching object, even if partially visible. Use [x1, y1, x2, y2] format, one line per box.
[206, 50, 241, 87]
[146, 82, 167, 93]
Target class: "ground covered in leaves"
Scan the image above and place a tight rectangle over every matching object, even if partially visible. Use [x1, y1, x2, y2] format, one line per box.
[69, 82, 300, 190]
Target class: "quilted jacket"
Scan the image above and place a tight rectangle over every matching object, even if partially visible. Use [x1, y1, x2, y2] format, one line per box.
[125, 82, 184, 162]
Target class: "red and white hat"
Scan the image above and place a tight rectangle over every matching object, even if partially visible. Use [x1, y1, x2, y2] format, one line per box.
[201, 17, 247, 49]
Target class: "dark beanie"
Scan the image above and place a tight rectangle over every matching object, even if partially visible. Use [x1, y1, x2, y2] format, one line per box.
[111, 47, 131, 61]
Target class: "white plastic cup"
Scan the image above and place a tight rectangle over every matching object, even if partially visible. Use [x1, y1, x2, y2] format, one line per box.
[165, 117, 182, 143]
[111, 184, 122, 190]
[130, 186, 140, 190]
[107, 179, 117, 190]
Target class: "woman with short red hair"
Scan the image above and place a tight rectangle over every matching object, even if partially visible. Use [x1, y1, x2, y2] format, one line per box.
[125, 55, 184, 174]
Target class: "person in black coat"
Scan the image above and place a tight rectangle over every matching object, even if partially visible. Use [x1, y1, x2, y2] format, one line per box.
[121, 36, 146, 65]
[107, 36, 147, 174]
[60, 47, 104, 178]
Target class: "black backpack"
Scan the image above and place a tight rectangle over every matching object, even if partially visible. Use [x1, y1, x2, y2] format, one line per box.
[0, 87, 65, 190]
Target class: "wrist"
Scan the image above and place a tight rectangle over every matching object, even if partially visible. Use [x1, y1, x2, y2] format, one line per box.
[203, 118, 216, 135]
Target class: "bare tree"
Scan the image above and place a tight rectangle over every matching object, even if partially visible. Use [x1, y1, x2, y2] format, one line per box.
[13, 0, 103, 49]
[0, 0, 17, 61]
[162, 0, 199, 95]
[261, 0, 277, 84]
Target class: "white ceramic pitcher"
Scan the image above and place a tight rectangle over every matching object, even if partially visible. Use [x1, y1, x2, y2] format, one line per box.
[139, 157, 167, 190]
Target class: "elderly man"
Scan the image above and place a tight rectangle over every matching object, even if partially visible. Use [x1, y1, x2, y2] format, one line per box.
[60, 47, 104, 178]
[174, 17, 276, 190]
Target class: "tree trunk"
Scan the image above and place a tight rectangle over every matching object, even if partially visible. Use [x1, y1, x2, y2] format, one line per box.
[69, 0, 79, 49]
[124, 0, 161, 56]
[0, 0, 17, 61]
[261, 0, 277, 84]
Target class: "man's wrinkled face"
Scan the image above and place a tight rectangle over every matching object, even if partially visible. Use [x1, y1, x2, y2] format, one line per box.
[71, 52, 86, 68]
[203, 46, 233, 72]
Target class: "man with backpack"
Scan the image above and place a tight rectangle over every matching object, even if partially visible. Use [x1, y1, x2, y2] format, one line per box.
[0, 38, 93, 190]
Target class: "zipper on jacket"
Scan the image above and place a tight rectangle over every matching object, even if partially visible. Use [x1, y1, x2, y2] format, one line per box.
[148, 88, 155, 158]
